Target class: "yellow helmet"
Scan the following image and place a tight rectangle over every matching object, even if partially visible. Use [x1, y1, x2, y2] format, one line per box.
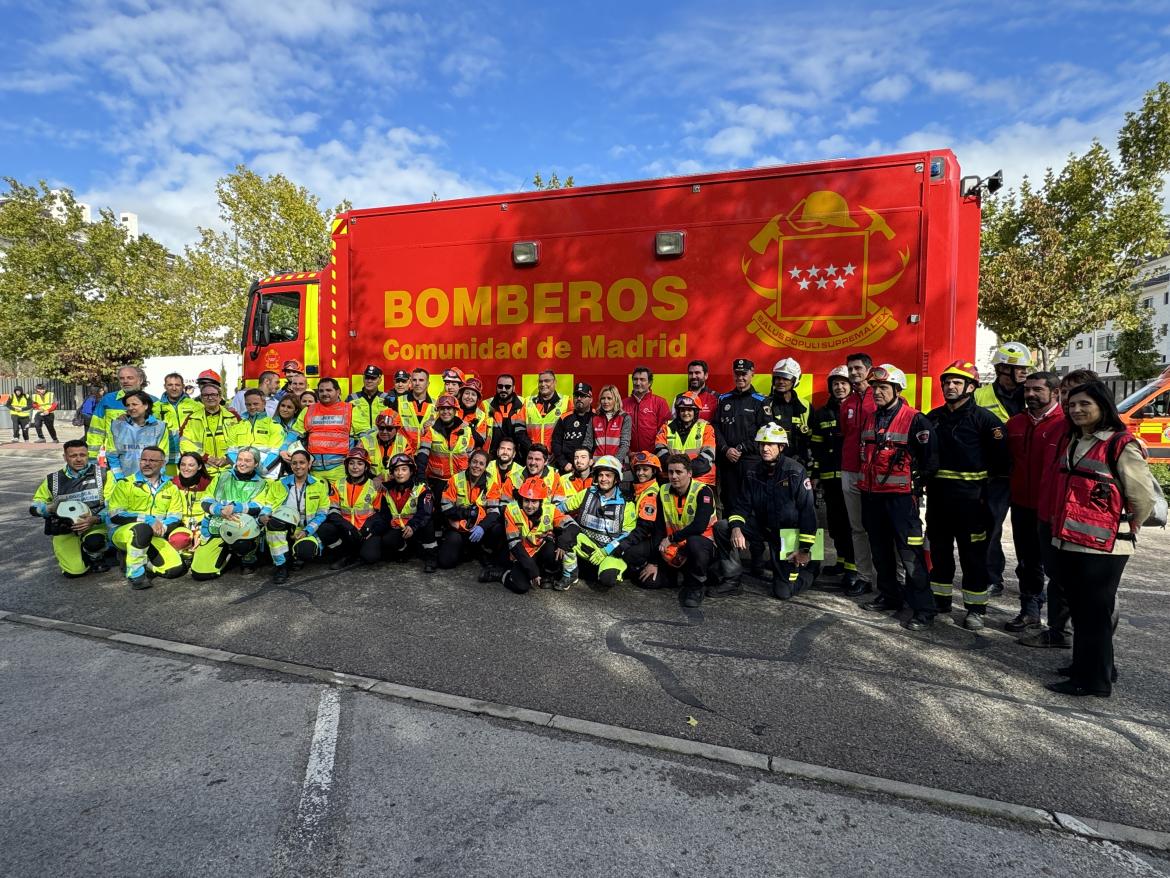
[787, 190, 859, 231]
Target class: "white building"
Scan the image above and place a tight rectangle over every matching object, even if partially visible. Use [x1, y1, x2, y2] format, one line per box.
[1052, 254, 1170, 380]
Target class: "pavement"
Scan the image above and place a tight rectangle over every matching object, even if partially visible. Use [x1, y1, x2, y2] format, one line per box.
[2, 444, 1168, 842]
[3, 622, 1169, 877]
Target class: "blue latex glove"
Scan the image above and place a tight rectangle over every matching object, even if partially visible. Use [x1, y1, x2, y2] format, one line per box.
[469, 525, 485, 543]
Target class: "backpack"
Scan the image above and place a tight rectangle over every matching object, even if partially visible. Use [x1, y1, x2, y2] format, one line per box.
[1105, 433, 1168, 529]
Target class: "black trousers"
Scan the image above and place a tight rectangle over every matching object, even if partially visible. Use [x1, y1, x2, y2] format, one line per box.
[505, 540, 559, 593]
[925, 494, 990, 612]
[1038, 521, 1070, 637]
[666, 534, 714, 595]
[34, 412, 57, 441]
[616, 540, 664, 589]
[984, 478, 1011, 588]
[1011, 505, 1046, 616]
[861, 492, 934, 615]
[717, 457, 757, 516]
[437, 518, 505, 569]
[318, 515, 386, 565]
[11, 415, 29, 441]
[1052, 549, 1128, 694]
[382, 526, 437, 562]
[713, 518, 809, 595]
[821, 478, 854, 570]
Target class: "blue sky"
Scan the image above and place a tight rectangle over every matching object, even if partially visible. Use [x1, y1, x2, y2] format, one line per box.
[3, 0, 1170, 250]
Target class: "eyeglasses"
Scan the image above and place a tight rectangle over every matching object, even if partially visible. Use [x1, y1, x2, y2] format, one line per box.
[497, 384, 513, 390]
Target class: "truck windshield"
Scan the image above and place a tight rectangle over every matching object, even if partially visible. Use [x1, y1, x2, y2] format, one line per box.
[1118, 381, 1162, 414]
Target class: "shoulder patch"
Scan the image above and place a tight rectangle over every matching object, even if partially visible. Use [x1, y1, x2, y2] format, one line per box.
[803, 477, 812, 491]
[991, 427, 1004, 440]
[915, 430, 931, 444]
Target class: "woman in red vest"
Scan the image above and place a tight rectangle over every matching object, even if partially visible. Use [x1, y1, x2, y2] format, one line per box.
[1046, 382, 1158, 698]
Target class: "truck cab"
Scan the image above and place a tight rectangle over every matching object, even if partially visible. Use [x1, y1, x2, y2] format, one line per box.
[1118, 366, 1170, 462]
[241, 271, 329, 387]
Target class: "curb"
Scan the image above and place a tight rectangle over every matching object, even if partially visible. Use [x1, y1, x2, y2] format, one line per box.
[3, 608, 1169, 854]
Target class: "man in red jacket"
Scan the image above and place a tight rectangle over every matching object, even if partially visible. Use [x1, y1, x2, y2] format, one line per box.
[623, 366, 671, 454]
[1004, 371, 1063, 632]
[839, 351, 877, 595]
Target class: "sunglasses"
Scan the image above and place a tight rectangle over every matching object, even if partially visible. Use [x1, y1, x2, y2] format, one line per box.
[497, 384, 513, 390]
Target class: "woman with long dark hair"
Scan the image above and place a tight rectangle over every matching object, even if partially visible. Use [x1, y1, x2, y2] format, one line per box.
[1046, 381, 1158, 697]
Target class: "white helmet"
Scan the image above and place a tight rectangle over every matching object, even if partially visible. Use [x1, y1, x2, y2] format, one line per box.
[270, 506, 300, 527]
[827, 365, 851, 386]
[771, 357, 802, 383]
[991, 341, 1034, 368]
[754, 423, 790, 446]
[55, 500, 90, 521]
[867, 364, 907, 392]
[591, 455, 622, 477]
[220, 514, 261, 545]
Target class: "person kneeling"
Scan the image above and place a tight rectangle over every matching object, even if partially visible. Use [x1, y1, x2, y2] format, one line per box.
[316, 447, 389, 571]
[191, 447, 279, 580]
[30, 438, 111, 578]
[378, 452, 438, 570]
[558, 455, 636, 590]
[265, 449, 331, 583]
[610, 451, 665, 590]
[502, 477, 573, 593]
[439, 449, 505, 579]
[713, 423, 818, 600]
[658, 453, 716, 608]
[106, 445, 187, 589]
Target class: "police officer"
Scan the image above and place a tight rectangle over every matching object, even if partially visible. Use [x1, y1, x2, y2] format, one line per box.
[713, 423, 817, 600]
[30, 439, 110, 576]
[714, 358, 766, 516]
[925, 361, 1010, 630]
[552, 382, 596, 472]
[809, 365, 855, 583]
[975, 341, 1033, 596]
[762, 358, 811, 465]
[385, 369, 412, 411]
[857, 365, 939, 630]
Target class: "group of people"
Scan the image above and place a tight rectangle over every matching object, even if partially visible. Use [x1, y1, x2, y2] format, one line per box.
[2, 383, 60, 442]
[29, 343, 1159, 698]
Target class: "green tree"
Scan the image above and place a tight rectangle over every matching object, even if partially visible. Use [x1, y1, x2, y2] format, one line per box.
[0, 181, 182, 383]
[1112, 315, 1164, 381]
[979, 82, 1170, 366]
[532, 171, 575, 190]
[177, 166, 349, 352]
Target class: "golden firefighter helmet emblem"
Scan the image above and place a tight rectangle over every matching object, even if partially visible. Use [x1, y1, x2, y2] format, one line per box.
[742, 189, 910, 352]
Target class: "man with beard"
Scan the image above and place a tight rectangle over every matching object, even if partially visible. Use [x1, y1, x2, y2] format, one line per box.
[487, 373, 528, 456]
[552, 382, 595, 472]
[686, 359, 720, 422]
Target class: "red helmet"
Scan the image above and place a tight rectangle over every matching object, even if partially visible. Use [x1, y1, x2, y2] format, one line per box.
[441, 367, 464, 383]
[197, 369, 222, 386]
[281, 359, 304, 373]
[629, 450, 661, 472]
[516, 476, 549, 501]
[940, 360, 980, 384]
[375, 410, 402, 429]
[345, 446, 371, 465]
[461, 377, 484, 397]
[436, 394, 459, 409]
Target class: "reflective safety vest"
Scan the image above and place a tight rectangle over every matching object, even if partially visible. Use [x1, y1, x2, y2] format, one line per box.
[504, 465, 566, 504]
[974, 383, 1010, 423]
[655, 418, 716, 485]
[662, 480, 714, 540]
[442, 471, 497, 531]
[44, 465, 108, 513]
[32, 391, 56, 412]
[859, 402, 917, 494]
[7, 394, 31, 417]
[633, 480, 660, 524]
[348, 391, 390, 439]
[566, 487, 635, 547]
[485, 460, 521, 504]
[200, 470, 274, 537]
[180, 408, 241, 474]
[271, 475, 331, 533]
[156, 395, 201, 464]
[106, 416, 170, 480]
[108, 474, 182, 523]
[504, 500, 562, 557]
[523, 394, 569, 450]
[384, 481, 428, 529]
[227, 415, 286, 456]
[330, 478, 382, 529]
[364, 431, 411, 479]
[400, 398, 435, 451]
[426, 421, 474, 481]
[303, 402, 353, 459]
[1051, 433, 1138, 552]
[172, 481, 210, 529]
[565, 474, 593, 503]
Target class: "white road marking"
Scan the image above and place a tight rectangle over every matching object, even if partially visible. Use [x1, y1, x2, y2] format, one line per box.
[1119, 588, 1169, 595]
[294, 687, 341, 851]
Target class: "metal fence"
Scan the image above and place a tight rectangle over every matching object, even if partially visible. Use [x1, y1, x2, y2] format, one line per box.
[0, 376, 89, 430]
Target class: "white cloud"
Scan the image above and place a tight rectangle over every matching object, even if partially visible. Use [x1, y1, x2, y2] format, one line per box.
[863, 74, 911, 103]
[704, 126, 758, 158]
[0, 71, 81, 94]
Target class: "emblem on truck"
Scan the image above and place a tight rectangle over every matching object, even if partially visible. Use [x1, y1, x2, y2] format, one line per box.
[742, 189, 910, 352]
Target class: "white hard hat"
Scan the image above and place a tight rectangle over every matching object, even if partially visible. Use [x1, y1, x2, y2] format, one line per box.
[220, 514, 261, 545]
[991, 341, 1034, 368]
[827, 365, 851, 384]
[867, 364, 907, 392]
[771, 357, 802, 383]
[755, 423, 790, 445]
[270, 506, 300, 527]
[591, 455, 622, 476]
[55, 500, 90, 521]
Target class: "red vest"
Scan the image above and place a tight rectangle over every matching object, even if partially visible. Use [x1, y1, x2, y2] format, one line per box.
[592, 410, 627, 459]
[1051, 433, 1138, 552]
[304, 402, 352, 457]
[858, 401, 917, 494]
[840, 387, 876, 473]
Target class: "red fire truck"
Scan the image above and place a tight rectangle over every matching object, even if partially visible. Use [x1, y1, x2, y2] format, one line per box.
[242, 149, 981, 409]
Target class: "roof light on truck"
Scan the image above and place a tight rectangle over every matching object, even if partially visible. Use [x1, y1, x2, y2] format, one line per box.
[655, 231, 685, 257]
[512, 241, 540, 266]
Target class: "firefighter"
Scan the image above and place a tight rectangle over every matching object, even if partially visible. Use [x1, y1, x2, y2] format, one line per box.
[925, 360, 1010, 630]
[857, 365, 939, 630]
[31, 383, 58, 442]
[191, 447, 280, 580]
[487, 373, 528, 456]
[106, 445, 187, 588]
[349, 364, 390, 441]
[439, 448, 504, 576]
[485, 436, 523, 505]
[179, 382, 241, 477]
[441, 367, 465, 399]
[366, 409, 429, 479]
[301, 378, 354, 484]
[30, 439, 111, 577]
[658, 452, 717, 608]
[156, 372, 201, 472]
[522, 369, 570, 455]
[380, 453, 438, 571]
[655, 392, 717, 487]
[714, 358, 766, 518]
[840, 351, 878, 595]
[508, 443, 567, 507]
[552, 382, 595, 472]
[975, 340, 1033, 596]
[558, 455, 637, 589]
[226, 388, 286, 476]
[762, 358, 811, 465]
[317, 447, 386, 570]
[611, 451, 664, 589]
[265, 449, 331, 583]
[810, 365, 855, 583]
[103, 390, 171, 480]
[501, 476, 574, 593]
[564, 447, 594, 501]
[400, 368, 436, 455]
[426, 394, 475, 531]
[458, 378, 490, 449]
[713, 423, 817, 600]
[275, 359, 305, 401]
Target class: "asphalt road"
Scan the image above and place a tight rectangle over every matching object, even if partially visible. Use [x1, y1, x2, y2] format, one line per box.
[2, 447, 1168, 836]
[4, 622, 1168, 877]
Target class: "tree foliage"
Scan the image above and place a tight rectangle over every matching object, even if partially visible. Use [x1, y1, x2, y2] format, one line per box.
[532, 171, 575, 190]
[980, 82, 1170, 367]
[1112, 316, 1164, 381]
[0, 180, 183, 382]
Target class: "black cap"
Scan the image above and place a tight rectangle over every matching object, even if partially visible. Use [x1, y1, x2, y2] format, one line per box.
[574, 382, 593, 396]
[393, 369, 410, 381]
[363, 365, 383, 378]
[732, 358, 754, 373]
